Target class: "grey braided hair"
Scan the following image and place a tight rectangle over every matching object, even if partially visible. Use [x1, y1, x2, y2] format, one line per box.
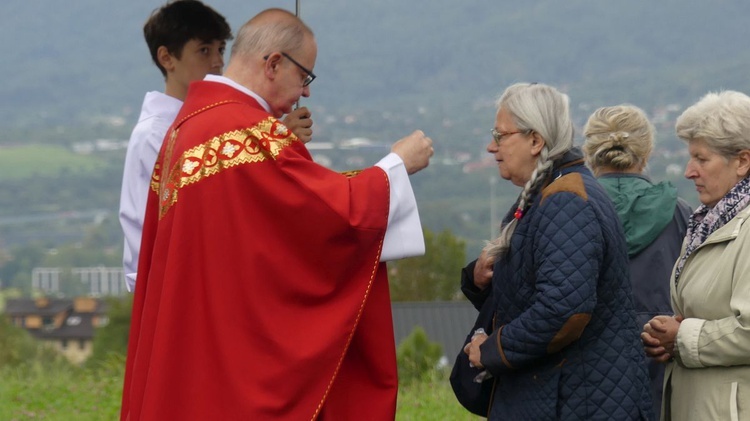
[484, 83, 575, 260]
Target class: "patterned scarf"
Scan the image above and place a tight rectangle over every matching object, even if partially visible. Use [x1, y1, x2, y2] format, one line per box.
[674, 176, 750, 284]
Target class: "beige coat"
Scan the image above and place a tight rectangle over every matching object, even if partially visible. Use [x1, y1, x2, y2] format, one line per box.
[663, 205, 750, 421]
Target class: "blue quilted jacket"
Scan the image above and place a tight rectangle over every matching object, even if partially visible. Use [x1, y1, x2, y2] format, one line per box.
[467, 149, 654, 420]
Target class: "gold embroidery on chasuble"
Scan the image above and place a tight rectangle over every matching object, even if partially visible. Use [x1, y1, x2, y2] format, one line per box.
[340, 169, 363, 178]
[149, 128, 177, 192]
[156, 117, 297, 219]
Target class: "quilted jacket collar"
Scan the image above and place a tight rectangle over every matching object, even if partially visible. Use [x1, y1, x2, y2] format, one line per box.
[545, 147, 585, 187]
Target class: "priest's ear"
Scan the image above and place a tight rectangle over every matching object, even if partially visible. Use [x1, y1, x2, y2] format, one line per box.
[263, 52, 283, 81]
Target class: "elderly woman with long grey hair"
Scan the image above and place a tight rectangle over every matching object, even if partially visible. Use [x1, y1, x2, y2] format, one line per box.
[458, 82, 653, 420]
[642, 90, 750, 421]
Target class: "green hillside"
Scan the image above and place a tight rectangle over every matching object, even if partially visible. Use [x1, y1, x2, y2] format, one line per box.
[2, 0, 750, 134]
[0, 145, 104, 180]
[0, 0, 737, 256]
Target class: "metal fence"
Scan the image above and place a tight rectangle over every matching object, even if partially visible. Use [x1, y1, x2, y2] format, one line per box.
[392, 300, 478, 358]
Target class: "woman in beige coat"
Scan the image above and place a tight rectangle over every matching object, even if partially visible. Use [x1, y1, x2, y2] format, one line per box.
[642, 90, 750, 421]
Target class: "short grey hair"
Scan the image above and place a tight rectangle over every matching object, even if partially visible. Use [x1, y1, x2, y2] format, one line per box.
[485, 83, 574, 259]
[676, 90, 750, 159]
[230, 9, 313, 59]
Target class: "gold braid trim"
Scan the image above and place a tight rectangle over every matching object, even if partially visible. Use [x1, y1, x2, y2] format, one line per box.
[311, 169, 390, 420]
[339, 169, 363, 178]
[152, 117, 297, 219]
[149, 100, 239, 196]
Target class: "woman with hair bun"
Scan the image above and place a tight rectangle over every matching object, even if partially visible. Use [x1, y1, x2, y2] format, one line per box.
[583, 104, 691, 417]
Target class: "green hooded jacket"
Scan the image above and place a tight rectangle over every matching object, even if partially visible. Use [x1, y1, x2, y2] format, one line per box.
[598, 173, 678, 257]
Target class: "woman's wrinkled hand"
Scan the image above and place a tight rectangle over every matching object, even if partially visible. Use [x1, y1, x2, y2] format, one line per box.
[472, 250, 494, 291]
[464, 330, 489, 369]
[641, 314, 683, 363]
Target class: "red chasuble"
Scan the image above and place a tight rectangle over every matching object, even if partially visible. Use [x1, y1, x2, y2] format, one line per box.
[120, 81, 397, 420]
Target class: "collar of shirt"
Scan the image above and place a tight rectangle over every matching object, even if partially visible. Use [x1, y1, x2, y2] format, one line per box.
[203, 74, 271, 114]
[142, 91, 183, 122]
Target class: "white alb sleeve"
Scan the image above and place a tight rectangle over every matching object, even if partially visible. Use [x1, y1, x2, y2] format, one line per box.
[375, 153, 425, 261]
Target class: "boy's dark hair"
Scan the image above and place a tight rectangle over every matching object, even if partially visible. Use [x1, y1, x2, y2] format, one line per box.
[144, 0, 233, 77]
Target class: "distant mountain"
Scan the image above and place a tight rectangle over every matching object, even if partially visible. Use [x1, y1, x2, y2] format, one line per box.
[3, 0, 750, 136]
[0, 0, 741, 257]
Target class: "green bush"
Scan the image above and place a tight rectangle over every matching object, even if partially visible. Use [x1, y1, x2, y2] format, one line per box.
[0, 316, 64, 368]
[87, 295, 132, 367]
[396, 326, 443, 384]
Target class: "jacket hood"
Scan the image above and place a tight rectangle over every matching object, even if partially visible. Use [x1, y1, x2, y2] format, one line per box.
[554, 147, 584, 169]
[543, 147, 585, 183]
[598, 173, 677, 256]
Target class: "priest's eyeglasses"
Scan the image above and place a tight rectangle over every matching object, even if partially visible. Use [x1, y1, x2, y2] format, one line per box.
[490, 129, 530, 146]
[264, 52, 316, 87]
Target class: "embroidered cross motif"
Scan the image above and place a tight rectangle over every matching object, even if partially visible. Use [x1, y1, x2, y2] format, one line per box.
[182, 160, 200, 174]
[273, 125, 289, 137]
[155, 117, 296, 219]
[221, 143, 239, 158]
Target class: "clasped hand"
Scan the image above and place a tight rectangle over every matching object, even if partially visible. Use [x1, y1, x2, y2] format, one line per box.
[640, 315, 683, 363]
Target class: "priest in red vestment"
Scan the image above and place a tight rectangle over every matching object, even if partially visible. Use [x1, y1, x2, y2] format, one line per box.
[120, 8, 434, 421]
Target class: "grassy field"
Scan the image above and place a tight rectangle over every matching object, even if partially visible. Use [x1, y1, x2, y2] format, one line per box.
[0, 144, 104, 180]
[396, 372, 485, 421]
[0, 361, 483, 421]
[0, 360, 123, 421]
